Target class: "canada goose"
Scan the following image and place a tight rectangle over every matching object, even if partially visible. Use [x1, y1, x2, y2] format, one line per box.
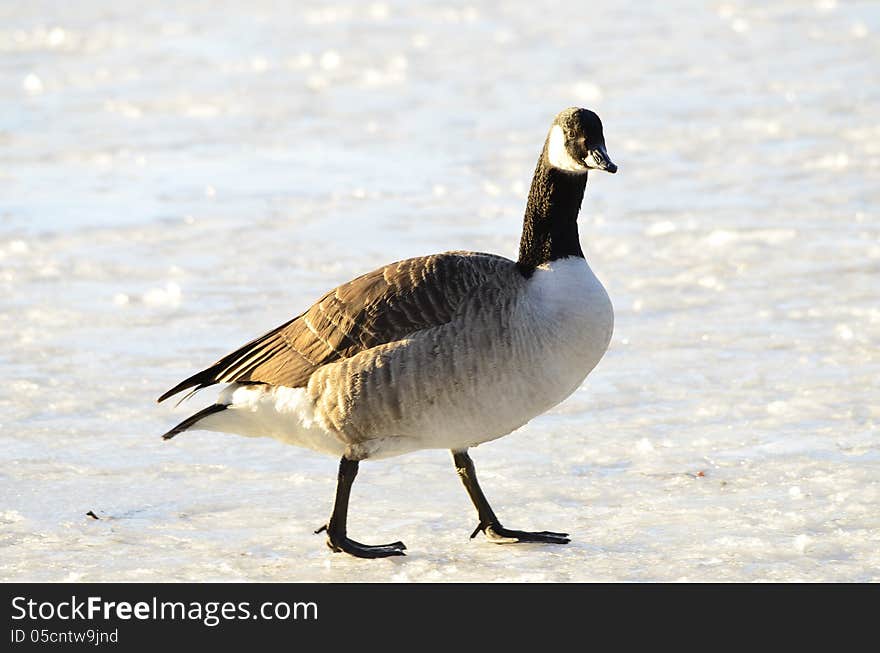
[159, 107, 617, 558]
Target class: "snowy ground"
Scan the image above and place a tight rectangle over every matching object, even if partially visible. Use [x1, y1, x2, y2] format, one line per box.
[2, 1, 878, 582]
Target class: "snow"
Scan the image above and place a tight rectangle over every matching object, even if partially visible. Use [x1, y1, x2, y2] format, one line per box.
[2, 0, 878, 582]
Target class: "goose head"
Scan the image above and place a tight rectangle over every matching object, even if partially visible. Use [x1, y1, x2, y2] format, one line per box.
[545, 107, 617, 174]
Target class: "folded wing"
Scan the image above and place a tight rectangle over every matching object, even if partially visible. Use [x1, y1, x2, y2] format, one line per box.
[157, 251, 513, 402]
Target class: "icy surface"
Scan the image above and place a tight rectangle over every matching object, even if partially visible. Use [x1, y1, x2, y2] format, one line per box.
[2, 1, 878, 582]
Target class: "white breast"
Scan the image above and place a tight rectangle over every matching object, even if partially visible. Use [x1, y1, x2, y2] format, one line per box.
[513, 256, 614, 408]
[527, 256, 614, 371]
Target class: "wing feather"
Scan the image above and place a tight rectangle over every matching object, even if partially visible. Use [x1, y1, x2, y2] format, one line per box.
[157, 251, 513, 403]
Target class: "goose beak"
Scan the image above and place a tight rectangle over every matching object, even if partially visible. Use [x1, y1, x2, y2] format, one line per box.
[584, 145, 617, 174]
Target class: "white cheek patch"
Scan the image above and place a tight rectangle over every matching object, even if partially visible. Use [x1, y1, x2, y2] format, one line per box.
[546, 124, 587, 173]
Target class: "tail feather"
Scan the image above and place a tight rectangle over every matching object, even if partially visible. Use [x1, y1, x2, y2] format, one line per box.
[157, 371, 216, 404]
[161, 404, 228, 440]
[156, 317, 298, 404]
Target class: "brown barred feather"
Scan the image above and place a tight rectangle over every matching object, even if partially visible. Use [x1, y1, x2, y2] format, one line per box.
[157, 251, 511, 403]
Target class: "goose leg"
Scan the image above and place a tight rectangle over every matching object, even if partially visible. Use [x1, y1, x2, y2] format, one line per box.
[315, 457, 406, 558]
[452, 450, 570, 545]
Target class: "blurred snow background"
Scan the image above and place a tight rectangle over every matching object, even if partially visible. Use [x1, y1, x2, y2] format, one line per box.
[1, 0, 878, 581]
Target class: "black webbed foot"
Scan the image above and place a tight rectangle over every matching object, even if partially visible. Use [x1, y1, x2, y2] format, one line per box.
[315, 524, 406, 559]
[470, 522, 570, 545]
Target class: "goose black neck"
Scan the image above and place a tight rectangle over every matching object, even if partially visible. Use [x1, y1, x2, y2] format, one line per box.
[516, 152, 587, 277]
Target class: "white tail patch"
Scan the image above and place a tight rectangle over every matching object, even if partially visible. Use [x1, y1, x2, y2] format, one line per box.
[198, 383, 346, 456]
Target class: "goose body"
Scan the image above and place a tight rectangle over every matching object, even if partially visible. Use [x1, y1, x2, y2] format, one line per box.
[159, 107, 618, 557]
[196, 255, 613, 459]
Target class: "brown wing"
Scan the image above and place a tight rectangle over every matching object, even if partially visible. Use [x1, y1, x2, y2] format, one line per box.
[157, 251, 513, 402]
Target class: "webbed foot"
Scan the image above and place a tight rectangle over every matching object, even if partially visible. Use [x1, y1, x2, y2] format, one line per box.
[315, 524, 407, 558]
[470, 522, 570, 545]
